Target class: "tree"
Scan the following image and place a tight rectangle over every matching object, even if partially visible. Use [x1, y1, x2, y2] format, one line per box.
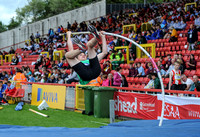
[0, 21, 7, 33]
[16, 0, 48, 23]
[7, 17, 21, 30]
[48, 0, 71, 15]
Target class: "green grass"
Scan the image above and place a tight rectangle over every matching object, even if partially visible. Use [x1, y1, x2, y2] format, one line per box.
[0, 104, 120, 128]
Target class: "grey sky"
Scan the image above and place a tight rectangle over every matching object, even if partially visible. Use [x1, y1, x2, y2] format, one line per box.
[0, 0, 28, 25]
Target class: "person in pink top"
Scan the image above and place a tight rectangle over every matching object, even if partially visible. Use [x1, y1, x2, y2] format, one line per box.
[113, 67, 122, 87]
[102, 74, 109, 86]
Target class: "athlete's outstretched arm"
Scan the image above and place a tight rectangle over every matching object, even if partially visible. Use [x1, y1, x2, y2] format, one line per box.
[97, 31, 107, 61]
[67, 31, 73, 51]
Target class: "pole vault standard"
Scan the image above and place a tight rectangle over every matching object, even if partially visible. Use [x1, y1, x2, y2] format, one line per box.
[60, 31, 165, 126]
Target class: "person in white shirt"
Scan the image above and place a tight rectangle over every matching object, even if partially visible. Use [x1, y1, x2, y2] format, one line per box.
[17, 53, 22, 62]
[144, 77, 154, 89]
[195, 15, 200, 29]
[181, 74, 194, 91]
[173, 20, 180, 30]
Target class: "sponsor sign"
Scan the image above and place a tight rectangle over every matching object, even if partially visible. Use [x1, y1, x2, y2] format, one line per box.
[31, 84, 66, 110]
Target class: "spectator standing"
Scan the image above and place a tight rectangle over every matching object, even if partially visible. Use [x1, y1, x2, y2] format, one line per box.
[113, 67, 122, 87]
[168, 61, 186, 90]
[187, 24, 198, 50]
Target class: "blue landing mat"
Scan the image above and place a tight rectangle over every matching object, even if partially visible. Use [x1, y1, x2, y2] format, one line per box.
[0, 119, 200, 137]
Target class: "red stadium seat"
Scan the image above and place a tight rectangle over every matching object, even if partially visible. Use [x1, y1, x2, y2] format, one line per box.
[197, 62, 200, 69]
[195, 50, 200, 56]
[188, 70, 196, 77]
[196, 70, 200, 77]
[184, 70, 190, 76]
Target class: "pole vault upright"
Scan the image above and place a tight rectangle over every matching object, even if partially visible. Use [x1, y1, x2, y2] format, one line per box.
[61, 31, 165, 126]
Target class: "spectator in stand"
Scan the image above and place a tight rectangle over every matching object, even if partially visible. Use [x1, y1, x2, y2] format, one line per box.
[4, 81, 16, 98]
[187, 54, 196, 70]
[0, 81, 8, 104]
[146, 63, 156, 76]
[168, 61, 186, 90]
[1, 71, 8, 80]
[30, 33, 35, 42]
[156, 25, 163, 39]
[58, 75, 64, 84]
[102, 74, 109, 86]
[151, 73, 161, 89]
[169, 26, 178, 42]
[178, 54, 186, 70]
[102, 60, 112, 75]
[137, 33, 147, 44]
[9, 47, 15, 54]
[13, 69, 27, 83]
[66, 69, 79, 84]
[9, 67, 15, 75]
[181, 74, 194, 91]
[61, 69, 68, 82]
[194, 15, 200, 30]
[121, 75, 128, 87]
[132, 30, 138, 41]
[177, 58, 184, 74]
[163, 26, 178, 42]
[34, 54, 43, 69]
[17, 53, 22, 63]
[35, 31, 40, 39]
[173, 19, 180, 30]
[144, 74, 154, 89]
[150, 29, 157, 40]
[28, 74, 35, 82]
[67, 22, 71, 30]
[104, 72, 112, 85]
[158, 66, 166, 77]
[190, 75, 200, 91]
[110, 50, 124, 70]
[165, 54, 172, 70]
[145, 30, 152, 41]
[160, 18, 167, 30]
[187, 24, 198, 50]
[178, 20, 187, 30]
[113, 67, 122, 87]
[165, 58, 175, 77]
[128, 63, 138, 77]
[136, 62, 145, 77]
[10, 55, 19, 65]
[157, 60, 165, 70]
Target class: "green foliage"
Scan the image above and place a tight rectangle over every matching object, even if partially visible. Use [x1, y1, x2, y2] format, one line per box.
[15, 0, 96, 24]
[0, 21, 7, 33]
[0, 104, 121, 127]
[7, 17, 21, 30]
[16, 0, 47, 23]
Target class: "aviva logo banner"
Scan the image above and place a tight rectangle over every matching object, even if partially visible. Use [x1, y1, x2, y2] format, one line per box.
[31, 84, 66, 110]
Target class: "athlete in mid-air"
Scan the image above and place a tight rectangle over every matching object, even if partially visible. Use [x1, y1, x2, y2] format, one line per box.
[65, 25, 107, 85]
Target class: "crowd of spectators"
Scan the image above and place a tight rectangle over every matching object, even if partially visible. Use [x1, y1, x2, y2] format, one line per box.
[0, 0, 200, 93]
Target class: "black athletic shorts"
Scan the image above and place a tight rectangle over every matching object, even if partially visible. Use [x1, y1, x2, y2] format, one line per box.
[72, 56, 101, 81]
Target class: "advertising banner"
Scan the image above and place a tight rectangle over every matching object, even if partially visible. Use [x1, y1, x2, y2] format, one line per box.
[157, 94, 200, 119]
[114, 92, 157, 119]
[31, 84, 66, 110]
